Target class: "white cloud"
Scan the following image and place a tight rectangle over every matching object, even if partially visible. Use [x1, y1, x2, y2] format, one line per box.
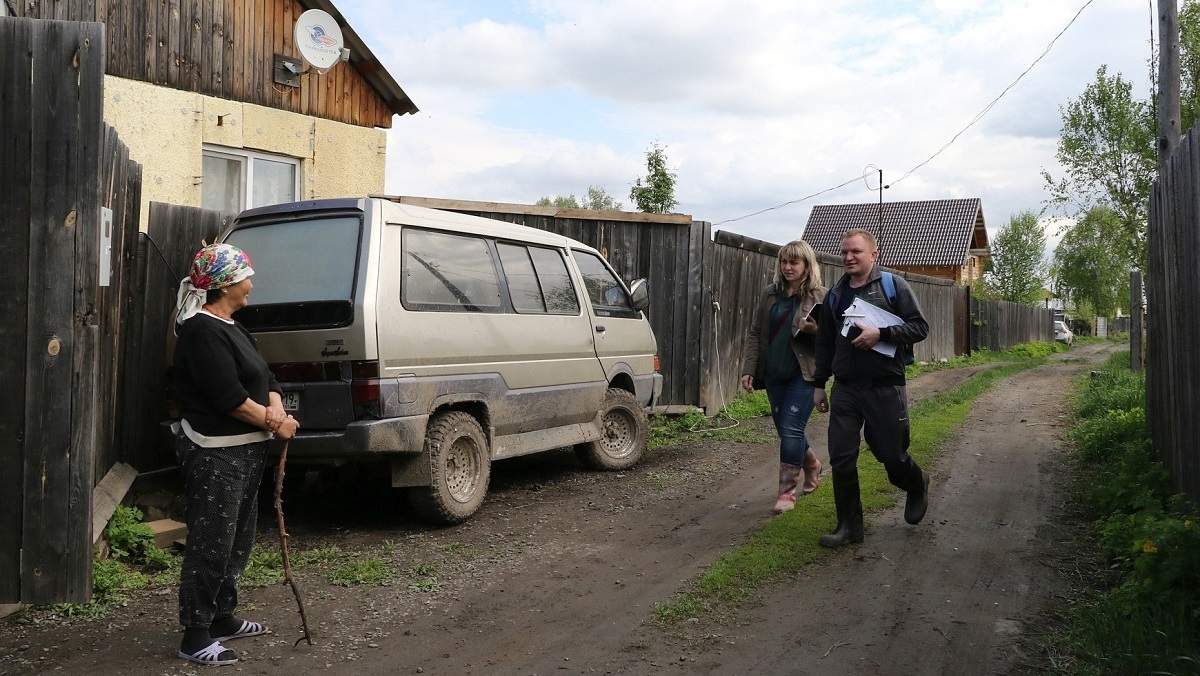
[340, 0, 1155, 244]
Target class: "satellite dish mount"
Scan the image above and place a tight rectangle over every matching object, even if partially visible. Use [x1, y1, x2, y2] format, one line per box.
[274, 9, 348, 87]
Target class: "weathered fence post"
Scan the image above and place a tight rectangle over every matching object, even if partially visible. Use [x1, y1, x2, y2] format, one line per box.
[1131, 269, 1144, 372]
[0, 18, 107, 604]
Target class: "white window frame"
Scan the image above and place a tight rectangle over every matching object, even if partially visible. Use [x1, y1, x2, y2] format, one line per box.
[202, 145, 302, 212]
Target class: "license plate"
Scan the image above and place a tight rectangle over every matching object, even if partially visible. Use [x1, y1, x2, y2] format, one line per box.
[281, 392, 300, 411]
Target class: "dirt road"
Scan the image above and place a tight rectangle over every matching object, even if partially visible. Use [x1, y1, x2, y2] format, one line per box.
[0, 343, 1113, 675]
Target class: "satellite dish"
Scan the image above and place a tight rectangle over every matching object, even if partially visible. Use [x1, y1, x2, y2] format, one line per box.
[294, 9, 345, 71]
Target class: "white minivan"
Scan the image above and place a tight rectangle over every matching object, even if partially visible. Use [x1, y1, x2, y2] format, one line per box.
[219, 197, 662, 524]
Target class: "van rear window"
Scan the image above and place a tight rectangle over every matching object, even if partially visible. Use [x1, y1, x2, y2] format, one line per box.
[226, 216, 361, 330]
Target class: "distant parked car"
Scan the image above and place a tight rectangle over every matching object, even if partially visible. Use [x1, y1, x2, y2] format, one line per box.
[1054, 320, 1075, 346]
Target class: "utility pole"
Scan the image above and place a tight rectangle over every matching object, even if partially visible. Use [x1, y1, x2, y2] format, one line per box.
[876, 168, 888, 263]
[1158, 0, 1181, 172]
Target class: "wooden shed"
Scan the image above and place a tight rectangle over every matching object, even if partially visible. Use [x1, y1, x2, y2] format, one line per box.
[803, 198, 991, 284]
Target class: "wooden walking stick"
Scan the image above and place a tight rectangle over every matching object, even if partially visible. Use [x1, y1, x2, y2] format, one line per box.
[274, 439, 314, 646]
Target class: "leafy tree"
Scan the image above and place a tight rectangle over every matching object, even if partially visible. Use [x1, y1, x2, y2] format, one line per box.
[582, 186, 622, 211]
[536, 194, 581, 208]
[1052, 206, 1130, 318]
[536, 185, 623, 211]
[1041, 66, 1156, 269]
[629, 143, 678, 214]
[1178, 0, 1200, 131]
[985, 210, 1046, 304]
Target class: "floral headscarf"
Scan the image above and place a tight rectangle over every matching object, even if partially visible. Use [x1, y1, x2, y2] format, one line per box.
[175, 243, 255, 324]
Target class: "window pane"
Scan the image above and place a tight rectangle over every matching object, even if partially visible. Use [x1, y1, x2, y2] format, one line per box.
[497, 243, 546, 313]
[202, 154, 243, 213]
[573, 251, 632, 311]
[402, 230, 502, 312]
[224, 216, 360, 303]
[251, 157, 297, 208]
[528, 247, 579, 315]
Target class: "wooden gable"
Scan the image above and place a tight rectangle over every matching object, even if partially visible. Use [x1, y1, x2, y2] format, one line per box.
[9, 0, 416, 128]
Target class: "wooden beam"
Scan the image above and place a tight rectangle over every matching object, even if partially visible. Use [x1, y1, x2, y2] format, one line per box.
[91, 463, 138, 544]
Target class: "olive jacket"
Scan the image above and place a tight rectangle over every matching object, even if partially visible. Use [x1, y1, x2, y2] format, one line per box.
[741, 282, 827, 386]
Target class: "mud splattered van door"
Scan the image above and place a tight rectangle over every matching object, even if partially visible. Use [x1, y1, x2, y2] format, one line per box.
[570, 249, 660, 407]
[378, 224, 608, 458]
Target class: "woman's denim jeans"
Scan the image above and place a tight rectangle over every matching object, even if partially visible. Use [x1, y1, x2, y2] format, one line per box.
[764, 375, 816, 465]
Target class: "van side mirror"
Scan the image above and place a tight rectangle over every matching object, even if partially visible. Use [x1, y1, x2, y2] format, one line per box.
[629, 278, 649, 312]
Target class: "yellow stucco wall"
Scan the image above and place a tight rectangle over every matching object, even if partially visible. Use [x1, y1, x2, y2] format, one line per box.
[103, 76, 387, 229]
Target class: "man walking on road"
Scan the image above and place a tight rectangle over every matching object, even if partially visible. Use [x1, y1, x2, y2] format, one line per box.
[811, 228, 930, 547]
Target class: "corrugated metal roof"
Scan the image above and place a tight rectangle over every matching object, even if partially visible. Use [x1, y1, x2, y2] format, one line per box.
[802, 198, 985, 267]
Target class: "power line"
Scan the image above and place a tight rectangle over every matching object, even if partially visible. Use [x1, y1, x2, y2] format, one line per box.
[714, 0, 1097, 226]
[892, 0, 1096, 186]
[712, 174, 862, 225]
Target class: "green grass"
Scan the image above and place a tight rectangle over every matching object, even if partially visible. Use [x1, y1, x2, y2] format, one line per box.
[652, 356, 1040, 625]
[1042, 350, 1200, 675]
[648, 393, 774, 451]
[406, 563, 441, 592]
[330, 558, 392, 587]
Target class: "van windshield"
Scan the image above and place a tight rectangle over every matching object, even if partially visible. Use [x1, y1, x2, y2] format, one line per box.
[225, 215, 361, 330]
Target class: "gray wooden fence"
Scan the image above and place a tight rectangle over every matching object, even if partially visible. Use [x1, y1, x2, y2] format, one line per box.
[1, 18, 109, 605]
[969, 298, 1056, 352]
[118, 203, 232, 471]
[1147, 124, 1200, 505]
[398, 198, 1056, 415]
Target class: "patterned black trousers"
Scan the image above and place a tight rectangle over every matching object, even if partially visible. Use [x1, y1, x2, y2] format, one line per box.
[175, 435, 267, 629]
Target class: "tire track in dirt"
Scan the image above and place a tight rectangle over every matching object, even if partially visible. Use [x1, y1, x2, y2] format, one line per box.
[648, 344, 1114, 676]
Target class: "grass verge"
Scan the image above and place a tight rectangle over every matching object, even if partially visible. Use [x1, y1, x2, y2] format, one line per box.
[1042, 350, 1199, 675]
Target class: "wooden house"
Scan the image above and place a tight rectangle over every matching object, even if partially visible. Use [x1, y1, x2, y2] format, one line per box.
[6, 0, 417, 225]
[802, 198, 990, 284]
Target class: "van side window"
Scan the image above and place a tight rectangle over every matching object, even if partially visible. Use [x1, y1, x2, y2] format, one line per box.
[497, 243, 581, 315]
[402, 229, 502, 312]
[572, 250, 639, 318]
[529, 247, 581, 314]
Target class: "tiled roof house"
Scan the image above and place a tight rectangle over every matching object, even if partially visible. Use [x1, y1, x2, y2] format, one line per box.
[802, 198, 990, 284]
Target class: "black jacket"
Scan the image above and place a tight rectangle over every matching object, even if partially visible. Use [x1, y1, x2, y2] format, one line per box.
[812, 268, 928, 388]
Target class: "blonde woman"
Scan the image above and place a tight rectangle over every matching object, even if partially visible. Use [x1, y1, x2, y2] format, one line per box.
[740, 240, 827, 513]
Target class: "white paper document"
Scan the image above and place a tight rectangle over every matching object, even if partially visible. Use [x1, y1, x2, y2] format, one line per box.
[841, 298, 904, 358]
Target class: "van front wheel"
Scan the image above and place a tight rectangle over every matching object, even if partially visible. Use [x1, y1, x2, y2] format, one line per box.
[411, 411, 491, 525]
[575, 388, 648, 471]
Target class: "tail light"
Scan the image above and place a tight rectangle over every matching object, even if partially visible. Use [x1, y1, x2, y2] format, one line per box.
[653, 355, 660, 372]
[350, 360, 381, 419]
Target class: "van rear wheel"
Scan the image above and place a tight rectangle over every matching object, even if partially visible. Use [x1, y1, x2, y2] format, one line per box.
[411, 411, 490, 525]
[575, 388, 648, 471]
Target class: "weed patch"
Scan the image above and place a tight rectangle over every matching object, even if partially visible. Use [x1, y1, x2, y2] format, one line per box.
[1044, 350, 1200, 675]
[330, 558, 392, 587]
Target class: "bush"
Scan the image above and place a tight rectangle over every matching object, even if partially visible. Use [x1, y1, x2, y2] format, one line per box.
[104, 505, 155, 564]
[1054, 354, 1200, 673]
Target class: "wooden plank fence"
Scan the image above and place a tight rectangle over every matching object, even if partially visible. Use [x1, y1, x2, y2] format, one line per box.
[0, 18, 107, 604]
[969, 298, 1055, 352]
[1147, 124, 1200, 504]
[393, 197, 1057, 415]
[118, 204, 233, 472]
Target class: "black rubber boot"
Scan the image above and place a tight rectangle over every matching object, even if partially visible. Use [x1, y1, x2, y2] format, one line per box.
[904, 468, 930, 525]
[819, 472, 864, 548]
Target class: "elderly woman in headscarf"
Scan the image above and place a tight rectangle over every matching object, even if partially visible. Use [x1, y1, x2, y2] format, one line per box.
[172, 243, 299, 667]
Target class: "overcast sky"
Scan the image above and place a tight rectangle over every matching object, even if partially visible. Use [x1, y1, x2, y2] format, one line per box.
[335, 0, 1155, 247]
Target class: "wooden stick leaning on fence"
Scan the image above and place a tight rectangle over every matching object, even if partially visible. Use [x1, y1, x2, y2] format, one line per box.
[274, 440, 314, 646]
